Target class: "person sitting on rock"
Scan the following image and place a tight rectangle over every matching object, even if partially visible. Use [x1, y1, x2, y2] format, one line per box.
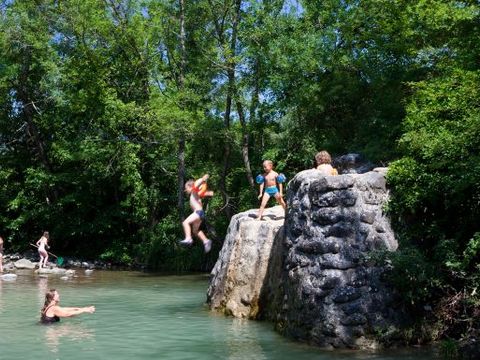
[315, 150, 338, 176]
[40, 288, 95, 324]
[256, 160, 287, 220]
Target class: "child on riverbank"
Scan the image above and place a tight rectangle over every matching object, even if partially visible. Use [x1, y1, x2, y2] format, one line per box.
[315, 150, 338, 176]
[179, 174, 214, 253]
[256, 160, 287, 220]
[36, 231, 50, 269]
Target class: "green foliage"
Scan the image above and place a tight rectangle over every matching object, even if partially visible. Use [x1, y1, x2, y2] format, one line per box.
[0, 0, 479, 301]
[444, 233, 480, 274]
[440, 338, 459, 360]
[388, 69, 480, 246]
[374, 247, 442, 306]
[385, 4, 480, 338]
[137, 214, 211, 272]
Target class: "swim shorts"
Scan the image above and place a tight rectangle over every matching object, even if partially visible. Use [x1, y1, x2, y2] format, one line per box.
[195, 209, 206, 220]
[265, 186, 279, 196]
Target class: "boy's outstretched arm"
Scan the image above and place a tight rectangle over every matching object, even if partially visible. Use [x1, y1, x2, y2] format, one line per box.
[279, 182, 283, 197]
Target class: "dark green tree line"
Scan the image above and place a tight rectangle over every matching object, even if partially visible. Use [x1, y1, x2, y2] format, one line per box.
[0, 3, 479, 329]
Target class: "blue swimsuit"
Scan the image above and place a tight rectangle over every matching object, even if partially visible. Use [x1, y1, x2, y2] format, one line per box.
[265, 186, 279, 196]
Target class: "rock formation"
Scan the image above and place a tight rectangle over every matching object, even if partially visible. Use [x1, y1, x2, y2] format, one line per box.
[333, 153, 376, 174]
[208, 168, 403, 349]
[207, 206, 285, 318]
[265, 168, 401, 349]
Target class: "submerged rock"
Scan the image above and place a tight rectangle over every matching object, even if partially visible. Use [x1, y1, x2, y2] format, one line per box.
[35, 268, 75, 276]
[1, 273, 18, 281]
[36, 267, 67, 275]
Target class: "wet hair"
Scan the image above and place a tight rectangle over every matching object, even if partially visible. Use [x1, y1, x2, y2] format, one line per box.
[315, 151, 332, 165]
[43, 231, 49, 239]
[41, 289, 57, 314]
[263, 160, 274, 166]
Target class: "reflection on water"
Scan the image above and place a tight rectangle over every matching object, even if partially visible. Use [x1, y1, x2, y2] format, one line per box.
[44, 323, 95, 353]
[0, 279, 2, 314]
[225, 318, 267, 360]
[0, 271, 436, 360]
[37, 276, 49, 309]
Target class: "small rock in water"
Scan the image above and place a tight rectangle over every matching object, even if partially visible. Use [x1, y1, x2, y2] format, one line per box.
[65, 269, 76, 277]
[1, 273, 18, 281]
[85, 269, 94, 275]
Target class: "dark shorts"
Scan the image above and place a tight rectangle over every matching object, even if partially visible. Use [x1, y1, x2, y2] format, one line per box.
[195, 209, 205, 220]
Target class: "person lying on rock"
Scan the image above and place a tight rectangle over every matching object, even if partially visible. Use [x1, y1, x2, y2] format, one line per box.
[40, 289, 95, 324]
[256, 160, 287, 220]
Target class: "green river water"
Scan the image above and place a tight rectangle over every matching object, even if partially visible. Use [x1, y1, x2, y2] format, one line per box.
[0, 270, 436, 360]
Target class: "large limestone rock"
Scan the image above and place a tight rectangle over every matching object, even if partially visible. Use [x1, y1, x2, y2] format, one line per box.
[265, 169, 401, 349]
[207, 206, 285, 318]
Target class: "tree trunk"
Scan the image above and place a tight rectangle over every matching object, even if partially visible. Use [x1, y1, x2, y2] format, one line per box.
[177, 138, 186, 220]
[219, 0, 242, 220]
[236, 99, 255, 190]
[177, 0, 187, 220]
[178, 0, 186, 88]
[17, 53, 58, 203]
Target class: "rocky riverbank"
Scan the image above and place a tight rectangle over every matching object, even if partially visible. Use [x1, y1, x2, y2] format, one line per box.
[1, 251, 121, 274]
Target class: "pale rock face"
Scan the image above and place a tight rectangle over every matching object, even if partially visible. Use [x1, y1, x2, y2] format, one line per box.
[207, 206, 285, 318]
[208, 169, 403, 349]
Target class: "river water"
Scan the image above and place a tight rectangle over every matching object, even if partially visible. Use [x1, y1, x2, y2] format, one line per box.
[0, 271, 435, 359]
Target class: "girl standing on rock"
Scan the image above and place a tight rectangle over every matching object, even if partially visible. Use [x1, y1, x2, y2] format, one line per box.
[36, 231, 50, 269]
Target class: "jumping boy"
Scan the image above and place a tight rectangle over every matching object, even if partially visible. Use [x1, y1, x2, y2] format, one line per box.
[179, 174, 213, 253]
[256, 160, 287, 220]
